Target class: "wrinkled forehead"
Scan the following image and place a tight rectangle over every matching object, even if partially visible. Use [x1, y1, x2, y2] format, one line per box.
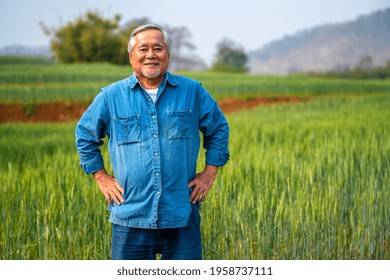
[134, 29, 165, 46]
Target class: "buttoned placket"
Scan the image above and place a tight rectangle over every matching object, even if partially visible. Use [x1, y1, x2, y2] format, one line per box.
[144, 90, 162, 228]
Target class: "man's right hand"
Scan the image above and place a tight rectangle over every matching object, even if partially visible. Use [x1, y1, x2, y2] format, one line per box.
[93, 169, 125, 206]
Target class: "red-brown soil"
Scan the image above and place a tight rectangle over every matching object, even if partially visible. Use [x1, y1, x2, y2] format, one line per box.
[217, 96, 304, 114]
[0, 96, 305, 123]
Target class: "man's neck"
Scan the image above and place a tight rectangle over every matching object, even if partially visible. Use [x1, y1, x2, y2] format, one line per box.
[137, 75, 164, 90]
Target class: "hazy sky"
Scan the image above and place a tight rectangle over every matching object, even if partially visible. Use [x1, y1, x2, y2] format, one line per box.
[0, 0, 389, 65]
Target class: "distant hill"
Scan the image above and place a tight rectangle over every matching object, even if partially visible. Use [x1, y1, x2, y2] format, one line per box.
[249, 8, 390, 74]
[0, 45, 52, 57]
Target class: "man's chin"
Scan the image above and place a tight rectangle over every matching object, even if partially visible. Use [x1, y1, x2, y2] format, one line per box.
[147, 75, 160, 79]
[142, 70, 162, 79]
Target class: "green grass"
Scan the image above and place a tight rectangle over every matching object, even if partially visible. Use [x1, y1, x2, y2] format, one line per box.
[1, 92, 389, 259]
[202, 93, 390, 259]
[0, 123, 113, 259]
[1, 61, 389, 259]
[0, 63, 131, 104]
[1, 63, 389, 103]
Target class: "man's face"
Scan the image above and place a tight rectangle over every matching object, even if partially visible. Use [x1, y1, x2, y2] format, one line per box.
[129, 29, 170, 81]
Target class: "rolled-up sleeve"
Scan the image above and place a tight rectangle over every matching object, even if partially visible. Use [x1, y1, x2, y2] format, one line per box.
[197, 84, 230, 166]
[75, 91, 109, 174]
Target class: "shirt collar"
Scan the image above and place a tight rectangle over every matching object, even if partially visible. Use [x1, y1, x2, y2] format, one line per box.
[127, 71, 179, 90]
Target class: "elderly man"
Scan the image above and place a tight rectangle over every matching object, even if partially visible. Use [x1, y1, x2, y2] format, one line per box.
[75, 23, 229, 260]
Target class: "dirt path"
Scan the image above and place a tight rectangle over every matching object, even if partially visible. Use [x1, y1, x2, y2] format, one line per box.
[0, 96, 305, 123]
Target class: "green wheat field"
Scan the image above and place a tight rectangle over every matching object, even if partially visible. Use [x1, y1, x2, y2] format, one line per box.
[0, 59, 389, 259]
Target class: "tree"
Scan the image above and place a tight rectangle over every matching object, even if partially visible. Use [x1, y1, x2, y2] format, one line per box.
[165, 26, 205, 71]
[356, 55, 374, 70]
[212, 38, 248, 72]
[42, 11, 127, 64]
[41, 13, 201, 68]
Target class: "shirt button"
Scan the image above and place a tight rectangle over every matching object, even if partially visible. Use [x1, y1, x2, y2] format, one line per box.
[154, 153, 159, 157]
[155, 172, 159, 177]
[152, 115, 156, 119]
[153, 134, 157, 138]
[157, 191, 161, 195]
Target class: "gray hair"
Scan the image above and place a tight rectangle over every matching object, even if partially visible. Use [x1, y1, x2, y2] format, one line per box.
[127, 23, 171, 54]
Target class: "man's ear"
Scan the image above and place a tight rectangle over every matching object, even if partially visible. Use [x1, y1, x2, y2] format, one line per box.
[128, 52, 133, 65]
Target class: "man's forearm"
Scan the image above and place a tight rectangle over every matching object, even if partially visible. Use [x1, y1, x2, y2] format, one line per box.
[93, 168, 108, 181]
[204, 164, 219, 177]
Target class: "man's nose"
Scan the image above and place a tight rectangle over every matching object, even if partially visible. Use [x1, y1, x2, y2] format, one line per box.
[146, 49, 156, 59]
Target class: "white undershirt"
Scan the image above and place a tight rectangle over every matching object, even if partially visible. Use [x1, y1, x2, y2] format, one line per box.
[145, 88, 158, 103]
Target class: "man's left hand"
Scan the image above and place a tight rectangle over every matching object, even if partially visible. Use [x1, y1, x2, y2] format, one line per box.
[188, 165, 219, 204]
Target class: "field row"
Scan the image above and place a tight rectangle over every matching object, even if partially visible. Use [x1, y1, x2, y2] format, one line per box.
[1, 63, 390, 103]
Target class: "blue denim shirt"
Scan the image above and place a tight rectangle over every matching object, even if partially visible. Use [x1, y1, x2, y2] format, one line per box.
[75, 72, 229, 229]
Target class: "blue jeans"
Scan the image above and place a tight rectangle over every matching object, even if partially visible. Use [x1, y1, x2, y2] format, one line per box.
[111, 204, 202, 260]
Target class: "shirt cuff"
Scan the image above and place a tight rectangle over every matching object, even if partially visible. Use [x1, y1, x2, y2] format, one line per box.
[80, 154, 105, 174]
[205, 150, 230, 166]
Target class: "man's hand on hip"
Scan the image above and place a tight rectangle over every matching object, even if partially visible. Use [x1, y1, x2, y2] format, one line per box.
[93, 169, 125, 206]
[188, 165, 219, 204]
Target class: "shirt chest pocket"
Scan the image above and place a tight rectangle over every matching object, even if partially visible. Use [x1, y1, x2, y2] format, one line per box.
[167, 110, 192, 139]
[114, 115, 141, 145]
